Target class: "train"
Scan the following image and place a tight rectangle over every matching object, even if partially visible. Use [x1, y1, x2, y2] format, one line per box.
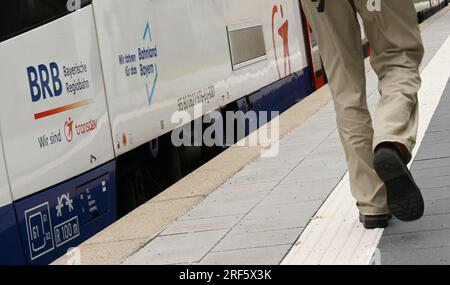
[0, 0, 447, 265]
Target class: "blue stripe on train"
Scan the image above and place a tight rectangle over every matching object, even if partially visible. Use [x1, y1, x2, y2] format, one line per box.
[248, 67, 314, 114]
[11, 161, 116, 265]
[0, 204, 26, 264]
[237, 66, 315, 134]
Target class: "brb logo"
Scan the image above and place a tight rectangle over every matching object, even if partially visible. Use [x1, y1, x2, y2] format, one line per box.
[272, 3, 291, 79]
[27, 63, 63, 102]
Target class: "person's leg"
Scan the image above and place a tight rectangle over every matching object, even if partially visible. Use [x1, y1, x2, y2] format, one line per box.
[354, 0, 424, 160]
[354, 0, 425, 221]
[301, 0, 388, 216]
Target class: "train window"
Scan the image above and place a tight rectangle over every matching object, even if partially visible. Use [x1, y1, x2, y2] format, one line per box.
[227, 23, 267, 70]
[0, 0, 92, 42]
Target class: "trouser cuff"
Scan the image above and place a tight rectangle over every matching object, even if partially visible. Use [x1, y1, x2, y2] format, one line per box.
[358, 204, 390, 216]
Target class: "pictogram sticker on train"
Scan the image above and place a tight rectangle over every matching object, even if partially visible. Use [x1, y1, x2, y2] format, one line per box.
[24, 202, 55, 260]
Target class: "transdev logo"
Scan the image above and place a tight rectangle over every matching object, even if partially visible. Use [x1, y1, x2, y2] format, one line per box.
[63, 117, 97, 143]
[64, 117, 74, 143]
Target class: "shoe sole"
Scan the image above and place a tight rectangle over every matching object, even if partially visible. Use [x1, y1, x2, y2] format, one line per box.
[374, 147, 425, 221]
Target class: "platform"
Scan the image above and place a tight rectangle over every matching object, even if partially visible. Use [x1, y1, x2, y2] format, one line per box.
[54, 6, 450, 265]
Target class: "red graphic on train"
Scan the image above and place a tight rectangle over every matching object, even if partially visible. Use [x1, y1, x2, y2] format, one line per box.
[64, 117, 74, 143]
[272, 3, 291, 79]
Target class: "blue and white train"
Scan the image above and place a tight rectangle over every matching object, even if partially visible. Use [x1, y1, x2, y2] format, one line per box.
[0, 0, 447, 264]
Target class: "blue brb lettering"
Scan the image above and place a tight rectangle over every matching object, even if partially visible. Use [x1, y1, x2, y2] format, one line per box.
[27, 62, 62, 102]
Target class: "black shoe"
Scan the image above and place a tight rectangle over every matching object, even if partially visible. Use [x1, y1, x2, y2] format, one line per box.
[374, 143, 425, 221]
[359, 213, 392, 229]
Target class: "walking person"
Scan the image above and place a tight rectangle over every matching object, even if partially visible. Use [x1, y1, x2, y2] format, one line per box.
[301, 0, 425, 229]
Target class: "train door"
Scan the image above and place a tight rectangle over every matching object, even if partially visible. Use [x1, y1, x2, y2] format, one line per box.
[299, 5, 326, 90]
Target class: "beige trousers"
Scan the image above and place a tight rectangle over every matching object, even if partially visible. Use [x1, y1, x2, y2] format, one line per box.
[301, 0, 424, 215]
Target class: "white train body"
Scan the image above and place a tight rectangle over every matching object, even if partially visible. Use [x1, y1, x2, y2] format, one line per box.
[92, 0, 308, 156]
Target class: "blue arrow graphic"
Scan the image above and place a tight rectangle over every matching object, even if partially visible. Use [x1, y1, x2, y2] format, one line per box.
[143, 22, 152, 42]
[146, 64, 158, 106]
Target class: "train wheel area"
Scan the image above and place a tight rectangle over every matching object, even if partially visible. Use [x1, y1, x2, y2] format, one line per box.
[52, 5, 450, 265]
